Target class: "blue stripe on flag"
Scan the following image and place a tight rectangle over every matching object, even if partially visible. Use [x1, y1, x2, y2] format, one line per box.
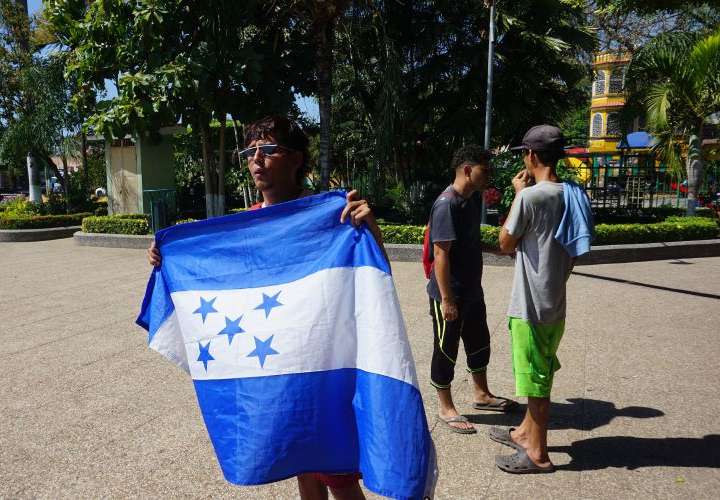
[136, 267, 175, 343]
[194, 369, 430, 500]
[151, 192, 389, 294]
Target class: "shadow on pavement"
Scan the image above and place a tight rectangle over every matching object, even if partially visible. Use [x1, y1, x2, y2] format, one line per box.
[551, 434, 720, 470]
[571, 271, 720, 300]
[464, 398, 664, 431]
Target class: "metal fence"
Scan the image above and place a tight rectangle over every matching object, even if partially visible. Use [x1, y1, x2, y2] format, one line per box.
[565, 152, 718, 211]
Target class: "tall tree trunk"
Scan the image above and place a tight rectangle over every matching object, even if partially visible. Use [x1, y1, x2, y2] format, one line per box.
[200, 124, 218, 218]
[217, 112, 226, 216]
[81, 130, 89, 190]
[685, 132, 703, 216]
[316, 20, 334, 192]
[26, 152, 40, 202]
[61, 153, 70, 213]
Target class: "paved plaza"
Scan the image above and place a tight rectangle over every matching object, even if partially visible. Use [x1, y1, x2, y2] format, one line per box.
[1, 238, 719, 499]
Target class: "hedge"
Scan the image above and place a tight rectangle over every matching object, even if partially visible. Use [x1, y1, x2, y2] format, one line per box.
[74, 214, 718, 245]
[378, 224, 501, 247]
[0, 212, 92, 230]
[379, 217, 718, 247]
[593, 216, 718, 245]
[378, 225, 424, 244]
[592, 206, 715, 224]
[81, 214, 150, 235]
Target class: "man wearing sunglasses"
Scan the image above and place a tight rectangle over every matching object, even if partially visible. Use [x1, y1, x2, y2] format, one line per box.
[148, 116, 382, 500]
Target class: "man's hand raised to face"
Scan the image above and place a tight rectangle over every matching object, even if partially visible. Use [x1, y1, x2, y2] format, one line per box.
[512, 169, 531, 194]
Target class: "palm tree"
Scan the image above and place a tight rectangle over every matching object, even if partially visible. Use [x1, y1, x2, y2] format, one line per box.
[625, 29, 720, 215]
[290, 0, 349, 191]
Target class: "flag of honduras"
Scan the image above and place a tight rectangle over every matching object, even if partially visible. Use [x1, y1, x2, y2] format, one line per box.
[137, 192, 436, 499]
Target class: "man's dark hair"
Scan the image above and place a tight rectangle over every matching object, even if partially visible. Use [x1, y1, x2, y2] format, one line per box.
[451, 145, 492, 171]
[244, 116, 310, 185]
[533, 149, 562, 168]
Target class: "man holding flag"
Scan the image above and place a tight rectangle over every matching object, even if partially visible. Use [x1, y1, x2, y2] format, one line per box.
[144, 116, 433, 499]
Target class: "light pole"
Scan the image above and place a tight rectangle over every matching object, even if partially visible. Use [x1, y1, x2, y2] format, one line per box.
[481, 0, 496, 225]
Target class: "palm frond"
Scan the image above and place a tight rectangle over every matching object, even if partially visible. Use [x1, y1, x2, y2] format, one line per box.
[644, 82, 672, 131]
[650, 129, 684, 179]
[688, 28, 720, 99]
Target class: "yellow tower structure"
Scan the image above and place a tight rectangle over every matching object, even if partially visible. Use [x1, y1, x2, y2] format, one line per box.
[588, 52, 632, 154]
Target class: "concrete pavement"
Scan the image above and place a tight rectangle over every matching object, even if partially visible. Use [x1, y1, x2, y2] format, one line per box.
[1, 239, 718, 499]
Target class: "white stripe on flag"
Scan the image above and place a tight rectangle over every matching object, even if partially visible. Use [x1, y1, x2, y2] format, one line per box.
[161, 266, 417, 388]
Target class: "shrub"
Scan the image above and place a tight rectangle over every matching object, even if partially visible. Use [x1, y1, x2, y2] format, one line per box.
[0, 212, 92, 230]
[0, 196, 41, 217]
[174, 218, 197, 225]
[480, 226, 501, 248]
[81, 214, 150, 235]
[379, 224, 502, 248]
[594, 216, 718, 245]
[112, 213, 150, 220]
[379, 224, 425, 244]
[592, 206, 716, 224]
[378, 217, 718, 248]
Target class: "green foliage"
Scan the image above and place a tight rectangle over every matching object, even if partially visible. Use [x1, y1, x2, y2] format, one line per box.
[332, 0, 596, 208]
[0, 196, 41, 216]
[593, 216, 718, 245]
[382, 181, 431, 225]
[559, 102, 591, 146]
[593, 206, 715, 224]
[480, 226, 502, 248]
[490, 152, 579, 217]
[378, 224, 501, 249]
[379, 224, 425, 244]
[85, 146, 106, 190]
[378, 216, 718, 248]
[46, 0, 311, 216]
[81, 214, 150, 235]
[0, 212, 91, 229]
[173, 218, 197, 225]
[624, 28, 720, 214]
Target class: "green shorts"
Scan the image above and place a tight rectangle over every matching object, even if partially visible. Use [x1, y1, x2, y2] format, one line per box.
[508, 317, 565, 398]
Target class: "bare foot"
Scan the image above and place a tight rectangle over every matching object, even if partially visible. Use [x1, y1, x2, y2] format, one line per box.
[509, 428, 530, 449]
[525, 448, 554, 469]
[472, 391, 496, 405]
[439, 408, 475, 432]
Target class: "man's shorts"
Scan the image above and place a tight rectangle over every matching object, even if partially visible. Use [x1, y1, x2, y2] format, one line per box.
[312, 472, 361, 489]
[508, 317, 565, 398]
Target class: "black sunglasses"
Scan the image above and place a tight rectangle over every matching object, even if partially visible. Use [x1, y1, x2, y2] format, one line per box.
[239, 144, 293, 159]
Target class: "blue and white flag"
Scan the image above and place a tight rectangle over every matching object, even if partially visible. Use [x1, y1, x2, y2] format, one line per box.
[137, 192, 435, 499]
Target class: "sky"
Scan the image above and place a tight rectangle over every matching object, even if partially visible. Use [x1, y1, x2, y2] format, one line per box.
[28, 0, 320, 122]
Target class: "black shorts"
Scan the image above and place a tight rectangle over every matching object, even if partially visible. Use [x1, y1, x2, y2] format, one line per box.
[429, 297, 491, 388]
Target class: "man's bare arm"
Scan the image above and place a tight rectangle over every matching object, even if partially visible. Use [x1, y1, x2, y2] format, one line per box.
[433, 241, 458, 321]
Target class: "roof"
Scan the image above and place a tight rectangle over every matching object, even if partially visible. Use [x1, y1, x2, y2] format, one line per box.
[617, 131, 656, 150]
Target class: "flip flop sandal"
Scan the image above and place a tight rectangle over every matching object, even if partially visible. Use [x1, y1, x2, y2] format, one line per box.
[488, 426, 523, 450]
[495, 450, 555, 474]
[472, 397, 519, 412]
[439, 415, 477, 434]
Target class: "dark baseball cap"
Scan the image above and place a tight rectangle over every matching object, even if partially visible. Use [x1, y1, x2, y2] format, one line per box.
[511, 125, 566, 155]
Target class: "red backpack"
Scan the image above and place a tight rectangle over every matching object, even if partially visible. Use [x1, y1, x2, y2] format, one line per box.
[422, 188, 458, 279]
[422, 224, 433, 279]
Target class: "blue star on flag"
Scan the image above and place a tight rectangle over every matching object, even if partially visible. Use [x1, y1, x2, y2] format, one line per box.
[218, 315, 245, 345]
[247, 335, 279, 368]
[197, 341, 215, 371]
[254, 291, 283, 318]
[193, 296, 218, 323]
